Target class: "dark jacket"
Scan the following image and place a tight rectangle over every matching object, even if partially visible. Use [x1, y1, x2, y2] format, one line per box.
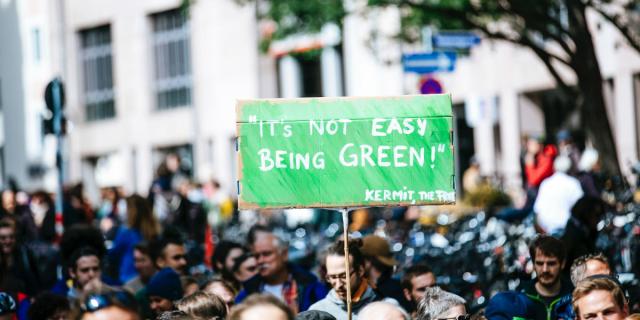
[236, 263, 328, 312]
[376, 275, 412, 312]
[520, 278, 574, 320]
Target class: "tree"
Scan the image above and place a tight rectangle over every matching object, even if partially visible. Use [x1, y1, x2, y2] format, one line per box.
[249, 0, 640, 177]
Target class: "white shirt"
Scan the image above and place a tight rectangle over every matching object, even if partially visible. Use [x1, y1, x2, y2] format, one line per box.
[263, 283, 285, 301]
[534, 172, 584, 234]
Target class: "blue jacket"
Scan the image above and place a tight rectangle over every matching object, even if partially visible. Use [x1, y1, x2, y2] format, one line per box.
[108, 227, 143, 283]
[236, 263, 328, 312]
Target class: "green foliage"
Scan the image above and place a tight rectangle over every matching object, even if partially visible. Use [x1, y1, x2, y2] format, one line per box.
[262, 0, 346, 40]
[463, 184, 512, 210]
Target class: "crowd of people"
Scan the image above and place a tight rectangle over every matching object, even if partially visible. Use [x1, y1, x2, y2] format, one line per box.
[0, 129, 638, 320]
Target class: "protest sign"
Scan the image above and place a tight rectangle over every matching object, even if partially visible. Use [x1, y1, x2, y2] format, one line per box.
[236, 95, 455, 209]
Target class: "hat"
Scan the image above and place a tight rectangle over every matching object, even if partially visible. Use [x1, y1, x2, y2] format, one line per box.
[0, 292, 16, 316]
[146, 268, 184, 301]
[295, 310, 337, 320]
[485, 291, 535, 320]
[361, 235, 398, 267]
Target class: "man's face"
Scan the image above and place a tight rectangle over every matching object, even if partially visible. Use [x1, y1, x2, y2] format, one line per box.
[404, 272, 436, 303]
[0, 226, 16, 255]
[2, 190, 15, 212]
[253, 234, 287, 280]
[158, 244, 187, 275]
[149, 296, 174, 315]
[325, 254, 364, 301]
[534, 250, 564, 288]
[576, 289, 628, 320]
[133, 249, 156, 280]
[70, 255, 101, 290]
[585, 260, 611, 278]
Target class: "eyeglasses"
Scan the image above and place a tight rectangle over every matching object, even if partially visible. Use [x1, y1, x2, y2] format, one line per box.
[81, 291, 136, 313]
[437, 315, 471, 320]
[325, 272, 356, 282]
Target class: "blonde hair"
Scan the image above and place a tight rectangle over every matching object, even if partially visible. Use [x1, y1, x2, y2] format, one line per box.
[572, 277, 626, 317]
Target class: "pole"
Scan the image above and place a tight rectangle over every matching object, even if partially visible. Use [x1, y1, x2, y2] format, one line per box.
[52, 78, 64, 239]
[341, 208, 352, 320]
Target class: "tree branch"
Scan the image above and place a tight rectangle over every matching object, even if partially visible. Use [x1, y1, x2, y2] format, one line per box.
[589, 1, 640, 54]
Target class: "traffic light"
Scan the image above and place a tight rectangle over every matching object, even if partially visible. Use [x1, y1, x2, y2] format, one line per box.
[43, 78, 66, 136]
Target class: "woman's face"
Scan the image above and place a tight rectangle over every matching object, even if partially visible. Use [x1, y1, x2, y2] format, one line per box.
[225, 248, 244, 272]
[234, 256, 258, 282]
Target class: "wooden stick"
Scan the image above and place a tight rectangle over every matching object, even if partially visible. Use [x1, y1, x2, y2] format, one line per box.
[341, 208, 352, 320]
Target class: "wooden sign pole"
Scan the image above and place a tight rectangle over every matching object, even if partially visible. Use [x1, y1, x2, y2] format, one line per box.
[341, 208, 352, 320]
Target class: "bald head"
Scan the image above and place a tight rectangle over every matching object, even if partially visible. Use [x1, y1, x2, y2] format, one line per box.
[357, 302, 409, 320]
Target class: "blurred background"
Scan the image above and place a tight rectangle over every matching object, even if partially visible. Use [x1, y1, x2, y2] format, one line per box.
[0, 0, 638, 205]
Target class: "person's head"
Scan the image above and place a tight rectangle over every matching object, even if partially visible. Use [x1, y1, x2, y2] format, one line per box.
[571, 196, 607, 231]
[151, 236, 188, 275]
[554, 155, 572, 174]
[529, 235, 566, 289]
[417, 286, 467, 320]
[294, 310, 337, 320]
[133, 243, 157, 282]
[176, 291, 227, 320]
[1, 190, 15, 213]
[229, 294, 293, 320]
[357, 301, 411, 320]
[570, 253, 613, 286]
[146, 268, 184, 316]
[181, 276, 200, 297]
[69, 247, 102, 291]
[28, 292, 70, 320]
[526, 137, 542, 154]
[572, 277, 628, 320]
[212, 241, 244, 274]
[323, 238, 366, 301]
[156, 310, 191, 320]
[232, 252, 258, 283]
[579, 148, 600, 172]
[402, 264, 437, 305]
[29, 191, 53, 220]
[79, 289, 139, 320]
[625, 314, 640, 320]
[361, 235, 398, 282]
[0, 293, 16, 320]
[202, 278, 237, 313]
[252, 232, 288, 281]
[484, 291, 536, 320]
[0, 220, 16, 255]
[126, 194, 160, 242]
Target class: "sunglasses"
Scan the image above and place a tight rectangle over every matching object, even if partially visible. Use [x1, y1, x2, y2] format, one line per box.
[81, 291, 136, 313]
[438, 315, 471, 320]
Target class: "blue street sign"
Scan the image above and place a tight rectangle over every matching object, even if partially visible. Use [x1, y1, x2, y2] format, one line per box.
[403, 51, 456, 74]
[433, 32, 481, 49]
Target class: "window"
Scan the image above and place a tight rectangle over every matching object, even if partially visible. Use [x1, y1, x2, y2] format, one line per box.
[32, 28, 41, 62]
[152, 9, 192, 110]
[79, 25, 115, 121]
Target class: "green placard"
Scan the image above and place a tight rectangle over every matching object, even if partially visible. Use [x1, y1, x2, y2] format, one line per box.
[236, 95, 455, 209]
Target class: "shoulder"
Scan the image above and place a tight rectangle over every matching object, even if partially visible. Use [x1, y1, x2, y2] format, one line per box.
[289, 264, 320, 284]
